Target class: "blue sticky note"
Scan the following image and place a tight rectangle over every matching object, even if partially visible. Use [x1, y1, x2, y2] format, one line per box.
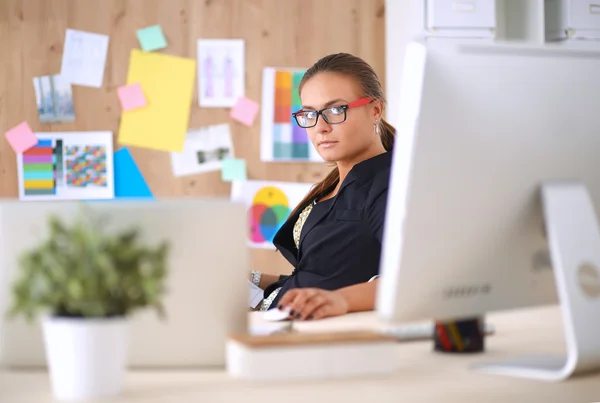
[114, 148, 153, 199]
[221, 158, 247, 182]
[136, 25, 167, 52]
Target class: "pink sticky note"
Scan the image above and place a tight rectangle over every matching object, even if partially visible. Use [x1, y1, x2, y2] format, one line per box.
[230, 97, 260, 127]
[117, 83, 147, 111]
[4, 122, 38, 154]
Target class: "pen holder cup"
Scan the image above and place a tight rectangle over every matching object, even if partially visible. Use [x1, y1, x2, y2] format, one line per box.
[433, 317, 485, 353]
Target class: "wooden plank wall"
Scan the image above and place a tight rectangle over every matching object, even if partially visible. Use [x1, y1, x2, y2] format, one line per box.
[0, 0, 386, 275]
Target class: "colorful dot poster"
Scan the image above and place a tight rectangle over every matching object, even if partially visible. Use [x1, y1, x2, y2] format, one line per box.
[230, 180, 313, 249]
[260, 67, 323, 163]
[16, 131, 115, 201]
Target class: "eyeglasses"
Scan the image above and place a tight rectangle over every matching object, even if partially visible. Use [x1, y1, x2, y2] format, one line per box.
[292, 97, 373, 128]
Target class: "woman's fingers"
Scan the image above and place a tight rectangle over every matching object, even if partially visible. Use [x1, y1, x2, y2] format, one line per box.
[297, 294, 328, 320]
[278, 288, 321, 318]
[286, 289, 319, 318]
[277, 288, 299, 308]
[275, 289, 348, 321]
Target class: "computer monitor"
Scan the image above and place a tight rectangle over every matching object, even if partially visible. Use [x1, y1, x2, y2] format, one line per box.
[0, 199, 248, 369]
[376, 41, 600, 381]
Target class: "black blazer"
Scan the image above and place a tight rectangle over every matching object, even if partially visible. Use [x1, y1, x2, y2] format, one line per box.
[265, 151, 392, 308]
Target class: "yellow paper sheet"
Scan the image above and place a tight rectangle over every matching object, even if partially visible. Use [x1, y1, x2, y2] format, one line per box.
[118, 50, 196, 152]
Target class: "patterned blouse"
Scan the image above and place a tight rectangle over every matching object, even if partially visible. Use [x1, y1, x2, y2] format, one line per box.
[259, 201, 315, 311]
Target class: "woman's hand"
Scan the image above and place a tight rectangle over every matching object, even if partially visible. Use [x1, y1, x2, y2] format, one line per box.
[277, 288, 349, 320]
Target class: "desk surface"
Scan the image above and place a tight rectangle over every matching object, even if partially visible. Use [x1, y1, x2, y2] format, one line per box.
[1, 306, 598, 403]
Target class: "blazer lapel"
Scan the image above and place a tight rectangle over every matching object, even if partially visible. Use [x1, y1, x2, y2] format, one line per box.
[272, 209, 300, 265]
[298, 176, 357, 254]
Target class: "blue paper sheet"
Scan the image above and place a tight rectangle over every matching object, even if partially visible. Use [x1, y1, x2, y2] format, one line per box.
[114, 148, 153, 199]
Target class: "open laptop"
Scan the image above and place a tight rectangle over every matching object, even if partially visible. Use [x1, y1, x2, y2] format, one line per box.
[0, 199, 248, 369]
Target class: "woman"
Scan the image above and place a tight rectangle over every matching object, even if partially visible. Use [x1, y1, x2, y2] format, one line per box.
[249, 53, 396, 321]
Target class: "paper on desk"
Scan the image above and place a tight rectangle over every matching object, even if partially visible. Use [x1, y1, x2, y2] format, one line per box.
[118, 49, 196, 152]
[60, 29, 109, 88]
[197, 39, 245, 107]
[248, 280, 263, 309]
[249, 310, 292, 336]
[170, 124, 234, 177]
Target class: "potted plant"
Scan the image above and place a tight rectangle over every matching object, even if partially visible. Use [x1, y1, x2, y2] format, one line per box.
[6, 206, 170, 402]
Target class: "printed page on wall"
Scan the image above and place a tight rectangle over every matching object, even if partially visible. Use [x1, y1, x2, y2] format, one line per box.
[16, 131, 115, 201]
[197, 39, 245, 108]
[170, 124, 234, 177]
[231, 180, 313, 249]
[260, 67, 323, 163]
[60, 29, 110, 88]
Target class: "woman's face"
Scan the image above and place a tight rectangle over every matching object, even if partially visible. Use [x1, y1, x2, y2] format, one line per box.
[298, 72, 383, 163]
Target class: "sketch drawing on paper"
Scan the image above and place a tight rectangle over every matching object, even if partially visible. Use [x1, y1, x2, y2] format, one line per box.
[204, 54, 214, 98]
[224, 53, 233, 98]
[197, 39, 245, 107]
[33, 75, 75, 124]
[260, 67, 323, 162]
[60, 28, 110, 88]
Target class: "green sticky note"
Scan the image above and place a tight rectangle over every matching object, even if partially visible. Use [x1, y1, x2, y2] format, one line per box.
[137, 25, 167, 52]
[222, 158, 247, 182]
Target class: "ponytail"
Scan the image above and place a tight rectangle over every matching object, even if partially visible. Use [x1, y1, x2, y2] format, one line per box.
[379, 118, 396, 151]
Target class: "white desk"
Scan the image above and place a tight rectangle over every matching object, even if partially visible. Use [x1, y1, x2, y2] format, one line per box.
[1, 306, 598, 403]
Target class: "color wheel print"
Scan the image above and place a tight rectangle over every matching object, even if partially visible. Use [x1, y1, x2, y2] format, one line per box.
[249, 186, 291, 244]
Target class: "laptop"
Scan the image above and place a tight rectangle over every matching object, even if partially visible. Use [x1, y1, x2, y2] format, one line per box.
[0, 199, 248, 369]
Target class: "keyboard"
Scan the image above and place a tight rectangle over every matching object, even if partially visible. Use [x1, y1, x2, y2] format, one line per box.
[381, 322, 496, 342]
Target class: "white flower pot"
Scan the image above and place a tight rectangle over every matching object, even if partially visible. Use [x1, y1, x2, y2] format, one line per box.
[42, 316, 129, 402]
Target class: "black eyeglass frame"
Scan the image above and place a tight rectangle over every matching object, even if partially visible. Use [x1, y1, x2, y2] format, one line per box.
[291, 97, 373, 128]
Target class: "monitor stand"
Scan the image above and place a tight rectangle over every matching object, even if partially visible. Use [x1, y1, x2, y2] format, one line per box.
[472, 182, 600, 382]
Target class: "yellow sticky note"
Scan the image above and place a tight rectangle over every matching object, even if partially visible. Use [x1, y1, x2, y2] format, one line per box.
[118, 49, 196, 152]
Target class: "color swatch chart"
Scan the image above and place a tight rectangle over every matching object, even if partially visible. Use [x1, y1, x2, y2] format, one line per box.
[65, 146, 108, 187]
[273, 70, 308, 159]
[17, 131, 115, 201]
[260, 67, 322, 162]
[22, 139, 61, 196]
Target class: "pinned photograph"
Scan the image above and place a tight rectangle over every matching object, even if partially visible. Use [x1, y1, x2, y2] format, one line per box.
[33, 74, 75, 124]
[170, 124, 235, 177]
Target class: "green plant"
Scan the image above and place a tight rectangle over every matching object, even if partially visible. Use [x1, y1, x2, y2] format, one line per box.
[7, 205, 170, 322]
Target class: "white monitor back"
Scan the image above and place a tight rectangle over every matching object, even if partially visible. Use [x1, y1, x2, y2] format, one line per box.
[377, 42, 600, 323]
[0, 199, 248, 368]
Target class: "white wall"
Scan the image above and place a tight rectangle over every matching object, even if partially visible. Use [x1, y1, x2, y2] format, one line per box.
[384, 0, 547, 128]
[384, 0, 424, 128]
